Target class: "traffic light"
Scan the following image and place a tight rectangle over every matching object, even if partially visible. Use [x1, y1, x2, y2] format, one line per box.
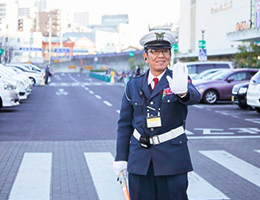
[18, 19, 23, 31]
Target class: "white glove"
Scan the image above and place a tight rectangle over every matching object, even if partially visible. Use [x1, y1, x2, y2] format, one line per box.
[166, 62, 188, 94]
[113, 161, 127, 177]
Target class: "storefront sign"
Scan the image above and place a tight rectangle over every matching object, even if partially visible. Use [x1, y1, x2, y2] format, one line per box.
[211, 0, 232, 14]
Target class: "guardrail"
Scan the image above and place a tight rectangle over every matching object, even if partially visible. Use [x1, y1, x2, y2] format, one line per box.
[89, 72, 111, 82]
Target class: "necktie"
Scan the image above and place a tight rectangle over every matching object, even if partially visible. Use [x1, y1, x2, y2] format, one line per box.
[153, 78, 159, 90]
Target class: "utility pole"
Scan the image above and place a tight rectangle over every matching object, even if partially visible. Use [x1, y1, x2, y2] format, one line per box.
[48, 13, 51, 64]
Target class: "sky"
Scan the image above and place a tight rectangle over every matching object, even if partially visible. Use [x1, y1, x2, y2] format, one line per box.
[19, 0, 180, 26]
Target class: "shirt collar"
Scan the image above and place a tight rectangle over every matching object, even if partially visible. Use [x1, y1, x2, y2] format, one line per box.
[148, 69, 166, 85]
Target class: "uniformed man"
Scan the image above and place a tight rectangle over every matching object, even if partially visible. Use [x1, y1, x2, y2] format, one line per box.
[113, 30, 201, 200]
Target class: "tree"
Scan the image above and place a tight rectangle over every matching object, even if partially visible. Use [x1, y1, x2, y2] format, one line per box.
[234, 42, 260, 68]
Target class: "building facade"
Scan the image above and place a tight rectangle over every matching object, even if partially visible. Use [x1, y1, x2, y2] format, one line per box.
[178, 0, 259, 60]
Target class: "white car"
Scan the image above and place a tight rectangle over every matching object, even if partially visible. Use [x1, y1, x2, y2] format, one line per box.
[0, 78, 20, 109]
[0, 66, 29, 100]
[173, 61, 235, 78]
[6, 64, 42, 85]
[247, 70, 260, 114]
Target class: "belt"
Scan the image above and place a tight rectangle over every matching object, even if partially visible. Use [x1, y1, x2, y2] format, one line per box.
[133, 126, 184, 145]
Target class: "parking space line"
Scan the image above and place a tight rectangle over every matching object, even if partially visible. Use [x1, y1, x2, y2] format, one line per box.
[188, 172, 229, 200]
[9, 153, 52, 200]
[200, 150, 260, 187]
[89, 90, 94, 94]
[95, 95, 101, 99]
[84, 152, 124, 200]
[103, 101, 112, 107]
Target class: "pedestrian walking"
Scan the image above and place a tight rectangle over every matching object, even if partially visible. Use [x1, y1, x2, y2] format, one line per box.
[44, 64, 52, 85]
[113, 30, 201, 200]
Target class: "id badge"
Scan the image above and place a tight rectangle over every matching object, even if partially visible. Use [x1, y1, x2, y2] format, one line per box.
[147, 116, 162, 128]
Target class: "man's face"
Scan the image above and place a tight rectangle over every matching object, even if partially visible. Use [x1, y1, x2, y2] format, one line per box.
[144, 49, 171, 76]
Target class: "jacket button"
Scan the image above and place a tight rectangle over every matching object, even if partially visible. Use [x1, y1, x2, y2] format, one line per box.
[135, 102, 138, 105]
[150, 128, 154, 131]
[167, 99, 170, 102]
[179, 141, 182, 144]
[150, 101, 154, 105]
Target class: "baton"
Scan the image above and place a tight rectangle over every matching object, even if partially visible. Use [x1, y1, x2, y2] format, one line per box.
[118, 172, 130, 200]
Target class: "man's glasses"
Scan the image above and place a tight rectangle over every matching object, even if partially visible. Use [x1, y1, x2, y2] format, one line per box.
[148, 49, 171, 57]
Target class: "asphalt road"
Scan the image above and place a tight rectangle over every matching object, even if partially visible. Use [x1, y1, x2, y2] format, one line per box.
[0, 72, 259, 200]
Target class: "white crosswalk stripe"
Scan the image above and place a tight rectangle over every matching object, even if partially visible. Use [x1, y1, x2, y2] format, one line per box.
[188, 172, 229, 200]
[49, 82, 124, 87]
[8, 150, 260, 200]
[200, 150, 260, 187]
[85, 152, 230, 200]
[84, 152, 124, 200]
[9, 153, 52, 200]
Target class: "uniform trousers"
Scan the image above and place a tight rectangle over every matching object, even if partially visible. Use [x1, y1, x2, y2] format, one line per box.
[128, 161, 188, 200]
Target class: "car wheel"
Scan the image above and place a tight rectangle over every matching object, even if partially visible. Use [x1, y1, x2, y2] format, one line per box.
[238, 104, 248, 109]
[256, 107, 260, 114]
[0, 97, 2, 109]
[29, 77, 36, 85]
[203, 90, 218, 104]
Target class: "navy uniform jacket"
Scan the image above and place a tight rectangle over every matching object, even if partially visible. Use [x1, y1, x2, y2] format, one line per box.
[115, 68, 201, 176]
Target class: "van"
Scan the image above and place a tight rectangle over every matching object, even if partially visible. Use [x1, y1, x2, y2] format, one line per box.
[180, 61, 235, 78]
[246, 70, 260, 114]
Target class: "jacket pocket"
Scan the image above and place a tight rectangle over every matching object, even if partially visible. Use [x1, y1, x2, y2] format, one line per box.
[162, 95, 177, 104]
[131, 99, 144, 116]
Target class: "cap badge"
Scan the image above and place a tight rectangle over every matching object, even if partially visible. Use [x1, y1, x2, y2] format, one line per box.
[154, 32, 165, 41]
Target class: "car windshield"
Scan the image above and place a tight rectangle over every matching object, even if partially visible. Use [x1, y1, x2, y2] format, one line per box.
[211, 70, 232, 80]
[251, 71, 260, 83]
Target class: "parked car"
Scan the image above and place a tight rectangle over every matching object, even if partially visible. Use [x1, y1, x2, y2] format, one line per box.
[231, 82, 250, 109]
[176, 61, 235, 78]
[192, 68, 226, 80]
[0, 79, 20, 109]
[194, 68, 258, 104]
[246, 70, 260, 114]
[6, 64, 42, 85]
[0, 66, 29, 100]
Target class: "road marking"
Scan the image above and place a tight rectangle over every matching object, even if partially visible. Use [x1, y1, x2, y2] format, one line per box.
[56, 88, 68, 95]
[200, 150, 260, 187]
[188, 135, 260, 139]
[68, 73, 80, 83]
[192, 105, 203, 109]
[103, 101, 112, 107]
[94, 83, 102, 85]
[185, 130, 194, 135]
[85, 87, 89, 90]
[89, 90, 94, 94]
[116, 110, 120, 114]
[255, 150, 260, 153]
[9, 153, 52, 200]
[95, 95, 101, 99]
[194, 128, 234, 135]
[229, 128, 260, 134]
[84, 152, 124, 200]
[245, 118, 260, 124]
[188, 172, 229, 200]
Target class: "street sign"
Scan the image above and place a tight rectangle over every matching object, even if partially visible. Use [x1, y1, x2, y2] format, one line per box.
[0, 49, 4, 55]
[53, 48, 70, 53]
[172, 43, 178, 52]
[129, 51, 134, 57]
[198, 48, 207, 61]
[199, 40, 206, 49]
[19, 47, 42, 51]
